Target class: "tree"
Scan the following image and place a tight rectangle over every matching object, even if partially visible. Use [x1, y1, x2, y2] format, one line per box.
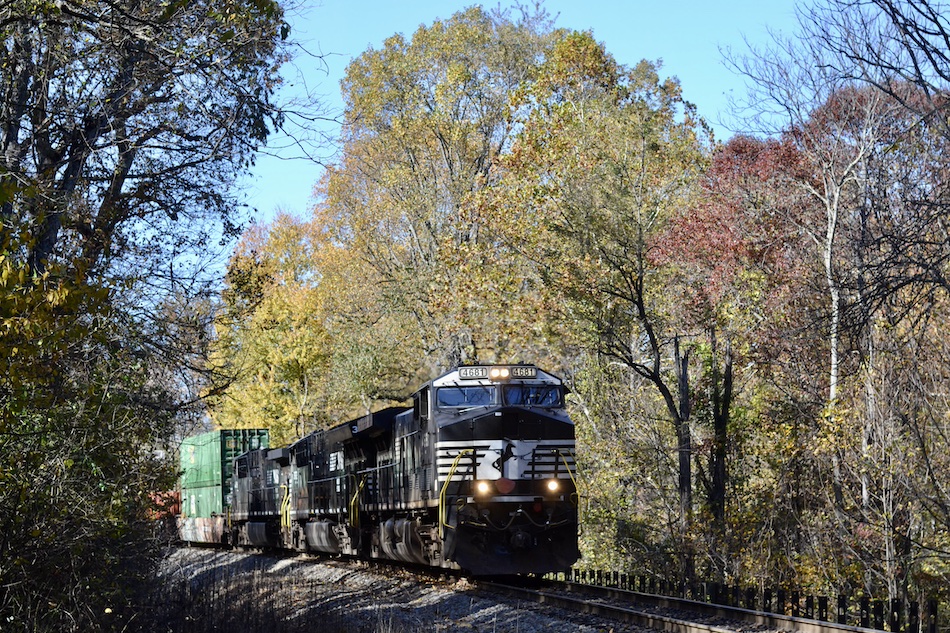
[0, 0, 290, 281]
[483, 31, 713, 578]
[0, 228, 180, 631]
[730, 5, 950, 602]
[210, 207, 433, 441]
[653, 136, 795, 577]
[814, 0, 950, 141]
[318, 5, 560, 372]
[0, 0, 304, 628]
[801, 12, 950, 599]
[210, 215, 333, 445]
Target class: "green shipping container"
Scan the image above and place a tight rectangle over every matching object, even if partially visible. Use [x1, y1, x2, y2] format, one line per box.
[182, 484, 224, 520]
[180, 429, 269, 517]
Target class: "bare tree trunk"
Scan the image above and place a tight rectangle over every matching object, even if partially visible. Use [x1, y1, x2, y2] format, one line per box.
[674, 336, 692, 531]
[673, 336, 694, 581]
[824, 195, 841, 404]
[710, 332, 733, 528]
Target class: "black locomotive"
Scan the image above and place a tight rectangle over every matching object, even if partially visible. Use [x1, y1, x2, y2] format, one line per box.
[180, 364, 579, 575]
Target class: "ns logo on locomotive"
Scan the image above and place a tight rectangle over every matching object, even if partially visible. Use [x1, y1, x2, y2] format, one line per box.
[178, 365, 580, 575]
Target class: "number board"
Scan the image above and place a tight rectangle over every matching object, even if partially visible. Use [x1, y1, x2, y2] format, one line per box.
[509, 366, 537, 378]
[458, 366, 489, 379]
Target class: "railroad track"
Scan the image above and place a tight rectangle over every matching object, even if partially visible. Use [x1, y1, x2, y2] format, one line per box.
[177, 547, 900, 633]
[477, 578, 886, 633]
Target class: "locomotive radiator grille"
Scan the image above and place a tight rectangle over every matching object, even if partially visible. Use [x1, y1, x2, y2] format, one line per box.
[524, 443, 576, 480]
[435, 440, 576, 482]
[435, 441, 492, 482]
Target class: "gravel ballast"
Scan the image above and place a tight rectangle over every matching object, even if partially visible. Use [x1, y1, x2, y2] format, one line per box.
[144, 547, 650, 632]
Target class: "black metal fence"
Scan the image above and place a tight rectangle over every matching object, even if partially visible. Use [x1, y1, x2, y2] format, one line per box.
[559, 569, 940, 633]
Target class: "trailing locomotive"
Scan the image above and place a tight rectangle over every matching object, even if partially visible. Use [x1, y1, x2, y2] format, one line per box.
[179, 364, 579, 575]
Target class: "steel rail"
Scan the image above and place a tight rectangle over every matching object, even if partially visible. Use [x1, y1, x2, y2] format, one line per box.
[480, 579, 893, 633]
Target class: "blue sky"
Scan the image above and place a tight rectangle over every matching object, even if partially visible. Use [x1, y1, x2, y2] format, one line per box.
[242, 0, 801, 222]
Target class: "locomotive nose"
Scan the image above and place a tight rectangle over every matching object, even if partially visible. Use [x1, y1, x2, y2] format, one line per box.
[510, 529, 532, 550]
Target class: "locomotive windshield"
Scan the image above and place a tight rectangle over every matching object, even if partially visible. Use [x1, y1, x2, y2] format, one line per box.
[436, 386, 495, 408]
[503, 384, 561, 408]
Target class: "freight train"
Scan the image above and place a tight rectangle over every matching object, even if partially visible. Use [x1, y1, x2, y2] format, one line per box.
[178, 364, 579, 575]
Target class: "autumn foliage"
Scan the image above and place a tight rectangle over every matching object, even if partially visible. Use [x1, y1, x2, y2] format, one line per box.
[207, 1, 950, 616]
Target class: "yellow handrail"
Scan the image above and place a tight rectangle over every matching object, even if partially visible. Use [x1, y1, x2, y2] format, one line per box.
[438, 449, 474, 539]
[556, 449, 579, 506]
[280, 484, 292, 529]
[348, 476, 366, 528]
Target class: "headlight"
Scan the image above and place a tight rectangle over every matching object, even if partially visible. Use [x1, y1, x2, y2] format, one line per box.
[489, 367, 510, 380]
[475, 480, 492, 495]
[546, 479, 560, 492]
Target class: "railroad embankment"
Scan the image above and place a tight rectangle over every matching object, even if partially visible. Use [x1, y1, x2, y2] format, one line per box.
[133, 547, 639, 632]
